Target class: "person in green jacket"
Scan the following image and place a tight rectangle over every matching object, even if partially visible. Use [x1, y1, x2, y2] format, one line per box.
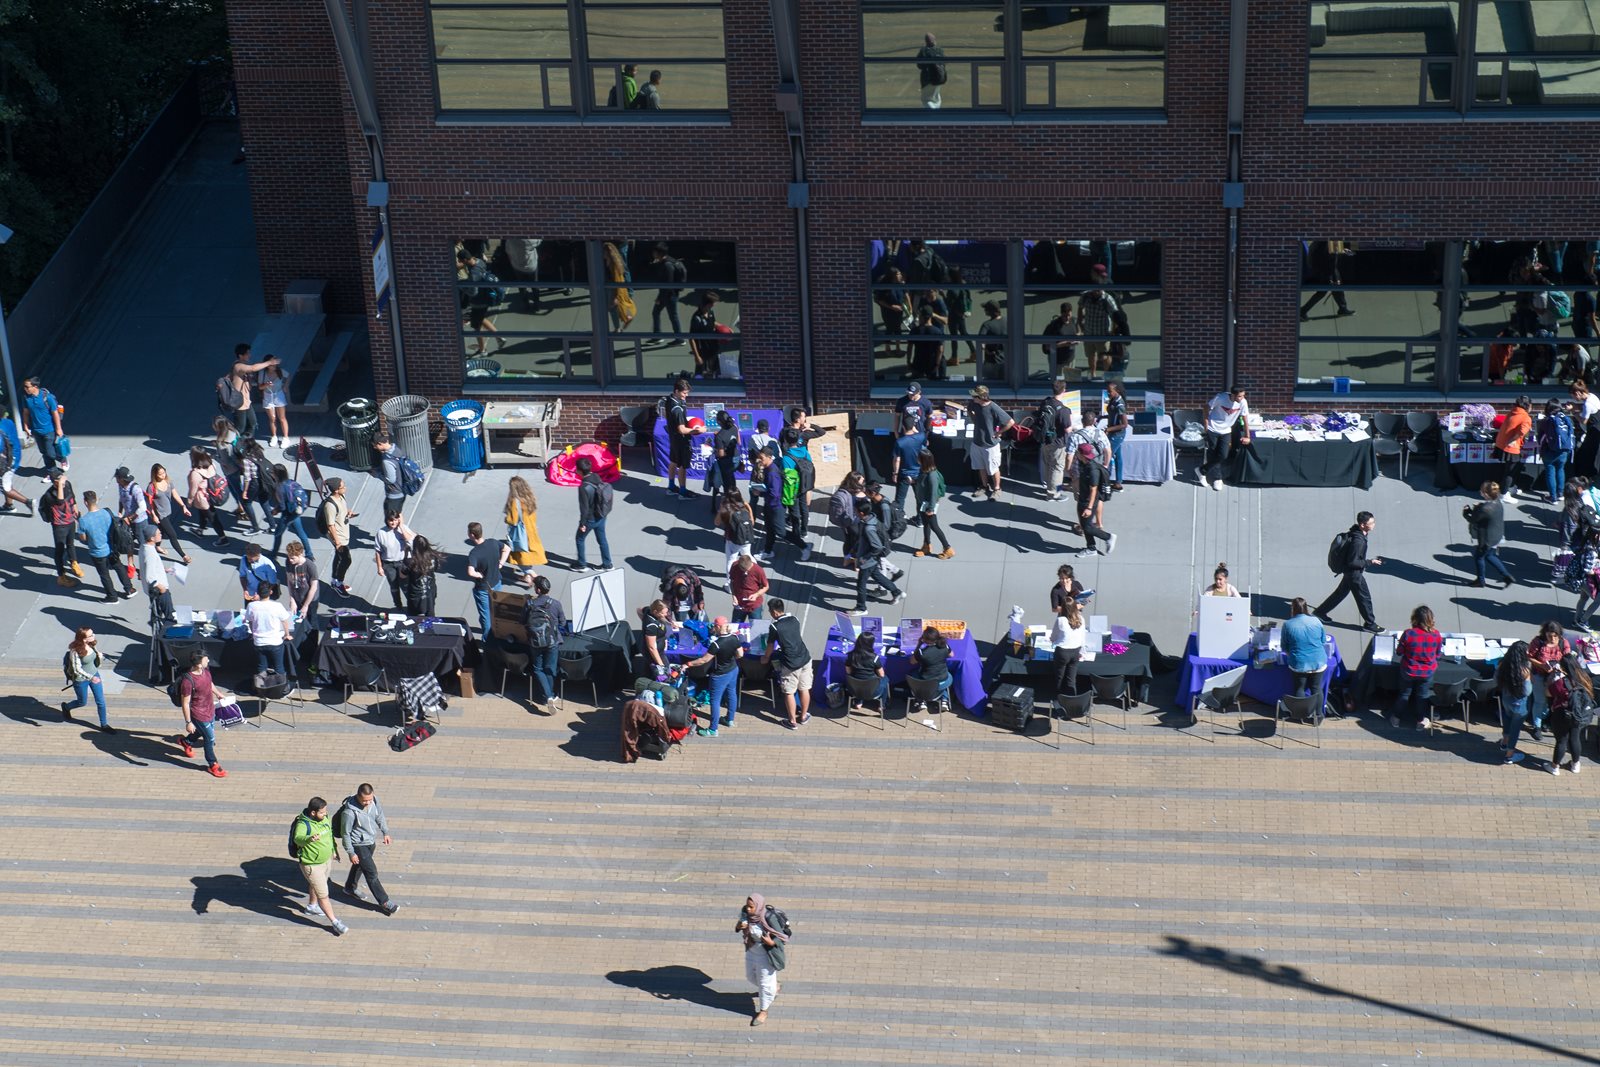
[292, 796, 347, 935]
[912, 448, 953, 559]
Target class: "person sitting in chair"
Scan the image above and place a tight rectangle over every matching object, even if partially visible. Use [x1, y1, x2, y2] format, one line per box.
[909, 626, 953, 710]
[845, 632, 888, 710]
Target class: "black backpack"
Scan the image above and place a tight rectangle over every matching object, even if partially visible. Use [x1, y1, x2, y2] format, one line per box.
[252, 462, 280, 505]
[1326, 531, 1351, 574]
[525, 598, 562, 649]
[286, 814, 313, 860]
[729, 506, 755, 545]
[62, 650, 75, 685]
[885, 507, 908, 541]
[166, 676, 186, 708]
[663, 256, 687, 285]
[1035, 398, 1066, 444]
[596, 479, 615, 518]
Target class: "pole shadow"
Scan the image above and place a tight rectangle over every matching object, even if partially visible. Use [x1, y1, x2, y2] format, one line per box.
[1157, 934, 1600, 1064]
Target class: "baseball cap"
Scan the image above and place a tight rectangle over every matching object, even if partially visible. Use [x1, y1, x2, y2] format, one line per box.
[906, 381, 921, 395]
[1077, 443, 1096, 458]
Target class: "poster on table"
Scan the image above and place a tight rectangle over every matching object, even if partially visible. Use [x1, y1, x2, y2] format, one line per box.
[650, 407, 785, 480]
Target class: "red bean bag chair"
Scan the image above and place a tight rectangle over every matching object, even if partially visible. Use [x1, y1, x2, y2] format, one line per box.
[546, 441, 624, 487]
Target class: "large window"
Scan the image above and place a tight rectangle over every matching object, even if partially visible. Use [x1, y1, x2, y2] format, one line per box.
[431, 0, 728, 115]
[455, 239, 739, 388]
[870, 238, 1162, 393]
[1308, 1, 1600, 111]
[861, 2, 1165, 115]
[1297, 240, 1599, 393]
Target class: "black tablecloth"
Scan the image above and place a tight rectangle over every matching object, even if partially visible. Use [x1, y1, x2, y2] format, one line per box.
[928, 431, 975, 487]
[851, 412, 897, 485]
[1233, 437, 1377, 490]
[1351, 641, 1491, 709]
[1433, 452, 1542, 492]
[988, 642, 1153, 702]
[561, 621, 638, 684]
[317, 618, 470, 681]
[152, 624, 315, 684]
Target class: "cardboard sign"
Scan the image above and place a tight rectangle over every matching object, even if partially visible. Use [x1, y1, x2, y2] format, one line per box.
[491, 588, 529, 641]
[806, 411, 852, 492]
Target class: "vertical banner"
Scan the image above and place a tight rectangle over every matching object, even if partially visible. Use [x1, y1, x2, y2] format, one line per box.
[371, 224, 392, 313]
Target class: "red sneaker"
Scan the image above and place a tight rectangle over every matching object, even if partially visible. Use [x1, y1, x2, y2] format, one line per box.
[180, 739, 194, 758]
[208, 764, 227, 778]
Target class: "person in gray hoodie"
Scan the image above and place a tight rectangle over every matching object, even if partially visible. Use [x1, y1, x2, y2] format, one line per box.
[340, 783, 398, 914]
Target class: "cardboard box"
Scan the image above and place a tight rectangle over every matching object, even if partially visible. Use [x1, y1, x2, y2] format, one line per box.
[491, 589, 528, 641]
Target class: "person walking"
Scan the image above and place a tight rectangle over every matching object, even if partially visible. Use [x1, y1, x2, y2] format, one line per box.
[690, 616, 744, 736]
[763, 598, 812, 727]
[1538, 398, 1576, 503]
[736, 894, 789, 1026]
[912, 448, 953, 559]
[889, 413, 924, 514]
[504, 476, 547, 584]
[290, 797, 347, 934]
[339, 783, 399, 914]
[1036, 379, 1074, 500]
[1202, 385, 1250, 490]
[1528, 620, 1571, 742]
[1496, 639, 1533, 765]
[211, 417, 254, 529]
[0, 426, 32, 514]
[373, 511, 413, 609]
[829, 472, 866, 566]
[141, 528, 177, 627]
[238, 542, 280, 607]
[282, 541, 320, 630]
[1075, 444, 1116, 555]
[39, 467, 81, 587]
[61, 627, 113, 732]
[246, 583, 294, 677]
[1281, 598, 1328, 698]
[847, 497, 903, 614]
[76, 491, 131, 603]
[1389, 605, 1441, 730]
[574, 457, 614, 572]
[146, 464, 193, 566]
[177, 650, 227, 778]
[1464, 480, 1513, 588]
[465, 521, 509, 641]
[729, 552, 768, 622]
[185, 447, 230, 548]
[270, 464, 316, 560]
[1546, 654, 1595, 776]
[914, 31, 946, 109]
[21, 377, 66, 472]
[966, 386, 1013, 500]
[238, 439, 273, 533]
[524, 575, 566, 709]
[402, 535, 440, 616]
[716, 489, 757, 571]
[319, 478, 356, 596]
[1493, 396, 1534, 500]
[1315, 512, 1384, 633]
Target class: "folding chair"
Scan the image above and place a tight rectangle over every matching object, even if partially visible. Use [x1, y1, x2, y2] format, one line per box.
[1089, 674, 1132, 731]
[844, 673, 887, 729]
[1052, 690, 1095, 748]
[1275, 692, 1327, 749]
[1194, 665, 1248, 740]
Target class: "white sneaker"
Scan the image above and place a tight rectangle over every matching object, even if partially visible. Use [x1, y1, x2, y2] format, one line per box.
[1549, 761, 1561, 776]
[1419, 717, 1432, 732]
[1212, 479, 1223, 491]
[1573, 760, 1582, 774]
[305, 902, 324, 916]
[1105, 533, 1118, 556]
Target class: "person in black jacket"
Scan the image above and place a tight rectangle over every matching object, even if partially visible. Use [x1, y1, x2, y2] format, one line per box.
[763, 598, 813, 727]
[1464, 480, 1513, 589]
[1315, 512, 1383, 633]
[574, 457, 613, 572]
[847, 497, 903, 615]
[402, 536, 439, 617]
[910, 626, 953, 708]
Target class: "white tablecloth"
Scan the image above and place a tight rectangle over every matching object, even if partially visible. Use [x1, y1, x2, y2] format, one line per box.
[1119, 432, 1176, 484]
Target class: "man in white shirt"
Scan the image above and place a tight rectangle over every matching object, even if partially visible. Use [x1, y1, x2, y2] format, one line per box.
[1203, 385, 1251, 491]
[141, 528, 176, 626]
[246, 582, 294, 678]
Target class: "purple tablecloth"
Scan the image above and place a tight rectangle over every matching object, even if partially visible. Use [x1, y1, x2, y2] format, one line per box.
[1173, 632, 1344, 709]
[813, 628, 988, 713]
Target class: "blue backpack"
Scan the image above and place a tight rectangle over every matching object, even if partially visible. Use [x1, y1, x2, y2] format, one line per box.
[1546, 412, 1575, 454]
[397, 454, 424, 496]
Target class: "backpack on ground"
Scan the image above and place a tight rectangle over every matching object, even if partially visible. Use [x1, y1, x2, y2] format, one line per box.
[205, 472, 228, 506]
[525, 598, 562, 650]
[286, 814, 311, 860]
[1326, 531, 1351, 574]
[389, 719, 437, 751]
[397, 454, 424, 496]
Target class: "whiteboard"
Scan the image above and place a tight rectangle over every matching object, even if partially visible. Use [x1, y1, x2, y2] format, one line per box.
[570, 568, 627, 633]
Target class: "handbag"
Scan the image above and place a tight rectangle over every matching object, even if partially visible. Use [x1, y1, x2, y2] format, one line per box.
[56, 435, 71, 458]
[507, 503, 530, 553]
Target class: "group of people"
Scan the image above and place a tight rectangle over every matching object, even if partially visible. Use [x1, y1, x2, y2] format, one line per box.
[288, 785, 400, 937]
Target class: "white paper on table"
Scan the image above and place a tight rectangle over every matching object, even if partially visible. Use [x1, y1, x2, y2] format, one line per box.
[1080, 650, 1097, 662]
[171, 562, 189, 586]
[174, 606, 193, 626]
[1089, 615, 1109, 634]
[1087, 631, 1105, 653]
[1344, 428, 1371, 442]
[1463, 635, 1488, 658]
[1442, 638, 1467, 658]
[1372, 634, 1397, 664]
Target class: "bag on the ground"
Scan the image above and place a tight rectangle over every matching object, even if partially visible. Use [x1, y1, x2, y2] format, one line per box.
[389, 719, 437, 751]
[525, 599, 562, 649]
[1326, 531, 1350, 574]
[397, 454, 424, 496]
[253, 669, 288, 693]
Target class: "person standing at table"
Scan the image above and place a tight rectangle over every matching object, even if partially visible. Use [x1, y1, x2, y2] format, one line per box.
[729, 552, 768, 623]
[1281, 598, 1327, 699]
[889, 413, 924, 515]
[910, 626, 954, 710]
[402, 535, 440, 617]
[524, 575, 566, 710]
[966, 386, 1013, 501]
[1050, 564, 1085, 614]
[1464, 481, 1513, 589]
[704, 410, 740, 512]
[141, 527, 177, 627]
[1496, 640, 1533, 766]
[1315, 512, 1383, 634]
[373, 511, 413, 610]
[845, 632, 889, 710]
[1538, 398, 1576, 503]
[638, 599, 675, 674]
[1202, 385, 1250, 491]
[238, 542, 279, 607]
[466, 522, 509, 642]
[1103, 380, 1129, 491]
[690, 616, 744, 737]
[764, 599, 813, 728]
[1048, 599, 1087, 702]
[283, 541, 320, 631]
[662, 376, 695, 498]
[320, 478, 358, 597]
[1545, 653, 1594, 776]
[246, 582, 294, 678]
[1390, 605, 1441, 731]
[1493, 396, 1533, 501]
[1195, 562, 1242, 611]
[1527, 620, 1571, 742]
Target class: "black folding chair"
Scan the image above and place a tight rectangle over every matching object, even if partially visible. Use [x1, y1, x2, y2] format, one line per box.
[339, 660, 392, 717]
[1052, 690, 1095, 748]
[1089, 674, 1132, 730]
[844, 673, 887, 729]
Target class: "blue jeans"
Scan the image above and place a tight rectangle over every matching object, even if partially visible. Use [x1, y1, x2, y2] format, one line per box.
[256, 642, 287, 677]
[529, 645, 559, 703]
[1530, 676, 1550, 729]
[1392, 672, 1434, 726]
[1109, 432, 1125, 483]
[576, 516, 612, 569]
[1545, 450, 1569, 500]
[68, 679, 107, 725]
[1473, 544, 1512, 583]
[707, 669, 741, 728]
[187, 718, 218, 765]
[732, 605, 764, 623]
[1502, 705, 1527, 752]
[473, 584, 501, 640]
[32, 431, 60, 468]
[272, 513, 316, 557]
[893, 473, 916, 513]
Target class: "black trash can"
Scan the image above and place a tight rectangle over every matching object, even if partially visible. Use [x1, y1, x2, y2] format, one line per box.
[381, 394, 434, 472]
[338, 398, 380, 471]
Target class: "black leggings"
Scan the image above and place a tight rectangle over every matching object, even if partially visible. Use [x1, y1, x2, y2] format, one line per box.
[1553, 724, 1585, 767]
[193, 507, 226, 539]
[156, 515, 187, 556]
[1052, 647, 1081, 699]
[920, 511, 950, 551]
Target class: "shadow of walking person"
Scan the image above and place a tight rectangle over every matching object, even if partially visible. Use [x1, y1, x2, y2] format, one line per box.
[606, 965, 753, 1016]
[191, 856, 323, 928]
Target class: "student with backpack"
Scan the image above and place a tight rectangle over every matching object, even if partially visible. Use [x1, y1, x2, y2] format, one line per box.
[913, 448, 954, 559]
[736, 893, 791, 1027]
[1546, 653, 1595, 775]
[847, 496, 903, 615]
[290, 796, 347, 934]
[21, 376, 67, 472]
[1314, 512, 1383, 633]
[779, 427, 816, 558]
[715, 489, 757, 570]
[176, 650, 227, 778]
[1036, 379, 1074, 500]
[269, 464, 316, 560]
[339, 783, 398, 914]
[523, 575, 566, 710]
[185, 447, 230, 548]
[1539, 398, 1576, 502]
[62, 627, 113, 733]
[239, 439, 278, 533]
[649, 242, 687, 336]
[373, 434, 423, 514]
[76, 491, 132, 603]
[39, 467, 81, 588]
[754, 448, 805, 563]
[574, 456, 615, 572]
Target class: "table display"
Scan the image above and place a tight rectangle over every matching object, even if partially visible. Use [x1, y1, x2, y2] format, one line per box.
[1173, 633, 1345, 710]
[813, 622, 987, 713]
[483, 399, 561, 468]
[1118, 429, 1175, 485]
[560, 622, 638, 684]
[152, 610, 314, 683]
[650, 406, 784, 480]
[989, 640, 1154, 704]
[317, 614, 470, 682]
[1232, 435, 1376, 489]
[1351, 632, 1499, 709]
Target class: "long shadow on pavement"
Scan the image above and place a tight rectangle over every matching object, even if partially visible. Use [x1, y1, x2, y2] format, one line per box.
[606, 966, 754, 1016]
[1158, 934, 1600, 1064]
[191, 856, 326, 929]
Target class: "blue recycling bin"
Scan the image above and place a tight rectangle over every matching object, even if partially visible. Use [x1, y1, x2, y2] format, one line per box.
[441, 399, 485, 473]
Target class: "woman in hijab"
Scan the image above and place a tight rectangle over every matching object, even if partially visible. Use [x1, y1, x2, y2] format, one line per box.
[734, 893, 789, 1026]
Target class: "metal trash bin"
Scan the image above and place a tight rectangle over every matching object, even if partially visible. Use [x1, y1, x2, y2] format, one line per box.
[381, 394, 434, 472]
[338, 398, 380, 471]
[441, 399, 485, 473]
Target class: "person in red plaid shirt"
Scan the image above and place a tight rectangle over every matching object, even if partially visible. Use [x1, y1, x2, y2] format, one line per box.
[1390, 605, 1441, 730]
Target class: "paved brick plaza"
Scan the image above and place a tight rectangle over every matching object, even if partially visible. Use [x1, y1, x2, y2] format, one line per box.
[4, 653, 1599, 1066]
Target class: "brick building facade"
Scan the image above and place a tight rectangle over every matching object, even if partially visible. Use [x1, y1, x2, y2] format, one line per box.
[226, 0, 1600, 441]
